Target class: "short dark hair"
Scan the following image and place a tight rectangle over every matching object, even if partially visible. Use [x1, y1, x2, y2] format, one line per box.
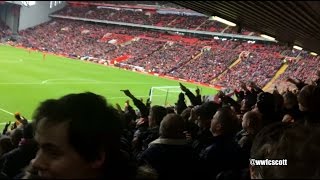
[197, 101, 220, 121]
[150, 105, 167, 126]
[298, 85, 320, 112]
[257, 92, 275, 114]
[32, 92, 131, 178]
[251, 122, 320, 178]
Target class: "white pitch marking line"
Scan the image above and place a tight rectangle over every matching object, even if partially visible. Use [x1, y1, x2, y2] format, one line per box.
[41, 78, 100, 84]
[0, 108, 31, 125]
[0, 108, 14, 115]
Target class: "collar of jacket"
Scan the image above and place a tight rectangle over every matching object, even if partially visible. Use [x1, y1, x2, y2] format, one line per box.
[148, 138, 188, 147]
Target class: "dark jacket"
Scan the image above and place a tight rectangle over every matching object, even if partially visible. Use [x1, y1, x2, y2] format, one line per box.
[0, 139, 38, 178]
[133, 126, 160, 159]
[139, 138, 197, 180]
[199, 135, 244, 179]
[192, 128, 214, 157]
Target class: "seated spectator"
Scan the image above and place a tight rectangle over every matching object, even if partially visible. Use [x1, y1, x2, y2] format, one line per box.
[256, 92, 281, 125]
[139, 114, 196, 179]
[250, 122, 320, 179]
[26, 92, 137, 179]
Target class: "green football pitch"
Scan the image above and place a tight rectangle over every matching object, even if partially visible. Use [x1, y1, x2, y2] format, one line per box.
[0, 45, 218, 127]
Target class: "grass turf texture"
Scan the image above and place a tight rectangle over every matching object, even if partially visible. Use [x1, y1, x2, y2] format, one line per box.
[0, 45, 218, 125]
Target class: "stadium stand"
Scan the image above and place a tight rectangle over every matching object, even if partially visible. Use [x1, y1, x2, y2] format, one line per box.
[18, 18, 294, 89]
[52, 4, 247, 35]
[1, 1, 320, 179]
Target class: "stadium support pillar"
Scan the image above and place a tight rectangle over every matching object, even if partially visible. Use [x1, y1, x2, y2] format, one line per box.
[10, 4, 20, 34]
[237, 25, 242, 34]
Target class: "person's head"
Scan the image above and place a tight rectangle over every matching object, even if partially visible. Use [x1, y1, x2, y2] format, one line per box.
[10, 128, 23, 147]
[0, 136, 14, 156]
[240, 98, 252, 113]
[210, 107, 239, 137]
[148, 105, 167, 128]
[282, 91, 298, 109]
[180, 107, 191, 123]
[273, 92, 284, 112]
[31, 92, 127, 179]
[297, 85, 320, 112]
[241, 111, 262, 135]
[250, 122, 320, 179]
[196, 101, 220, 129]
[256, 92, 275, 115]
[166, 106, 175, 114]
[159, 114, 185, 139]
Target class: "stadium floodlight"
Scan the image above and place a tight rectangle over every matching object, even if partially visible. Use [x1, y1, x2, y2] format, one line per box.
[293, 45, 303, 50]
[210, 16, 236, 27]
[260, 34, 275, 41]
[310, 52, 318, 56]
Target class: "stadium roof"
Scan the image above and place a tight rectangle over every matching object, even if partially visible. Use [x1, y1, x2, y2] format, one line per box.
[172, 1, 320, 54]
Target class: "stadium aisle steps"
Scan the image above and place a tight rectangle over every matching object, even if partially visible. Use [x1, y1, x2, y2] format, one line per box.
[167, 17, 178, 26]
[195, 20, 208, 31]
[262, 63, 289, 91]
[210, 51, 246, 83]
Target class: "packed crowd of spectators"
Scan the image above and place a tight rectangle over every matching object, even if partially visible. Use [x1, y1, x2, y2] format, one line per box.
[133, 42, 203, 74]
[1, 76, 320, 179]
[2, 10, 320, 179]
[18, 19, 165, 60]
[276, 54, 320, 86]
[86, 1, 185, 9]
[212, 42, 289, 89]
[15, 17, 320, 92]
[170, 48, 239, 83]
[53, 5, 250, 35]
[215, 52, 283, 89]
[16, 18, 305, 91]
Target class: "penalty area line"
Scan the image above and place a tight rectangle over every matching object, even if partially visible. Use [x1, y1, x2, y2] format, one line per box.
[0, 108, 14, 116]
[0, 108, 14, 125]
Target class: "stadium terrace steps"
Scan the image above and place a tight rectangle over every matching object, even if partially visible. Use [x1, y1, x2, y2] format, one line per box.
[262, 62, 289, 91]
[167, 17, 178, 26]
[210, 51, 247, 83]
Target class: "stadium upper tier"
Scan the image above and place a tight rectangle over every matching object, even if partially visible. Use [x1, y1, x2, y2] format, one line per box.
[52, 5, 256, 35]
[84, 1, 184, 8]
[16, 18, 319, 90]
